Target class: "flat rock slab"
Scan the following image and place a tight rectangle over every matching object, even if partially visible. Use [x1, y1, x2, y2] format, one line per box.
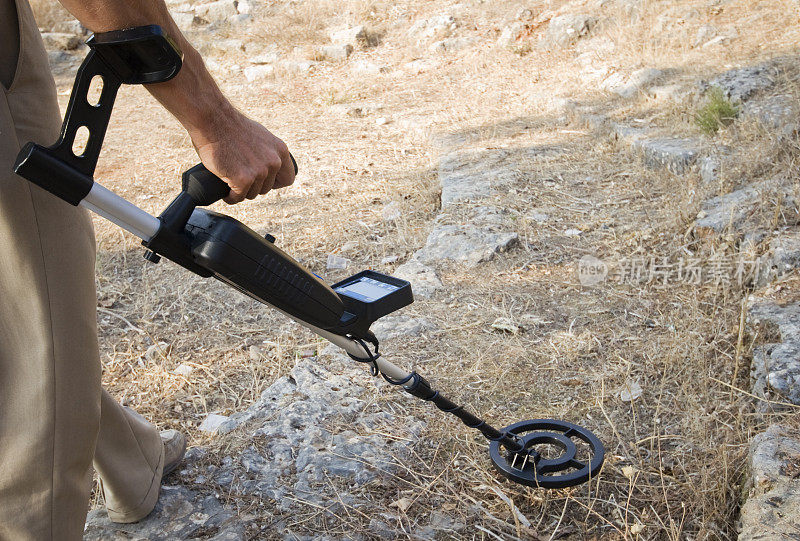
[739, 425, 800, 541]
[748, 300, 800, 409]
[614, 125, 702, 174]
[695, 177, 794, 242]
[439, 150, 516, 208]
[202, 358, 423, 510]
[394, 257, 443, 297]
[742, 94, 797, 137]
[415, 223, 518, 267]
[84, 486, 246, 540]
[370, 314, 436, 341]
[706, 63, 777, 103]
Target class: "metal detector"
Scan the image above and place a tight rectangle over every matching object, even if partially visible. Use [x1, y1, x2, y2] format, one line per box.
[14, 26, 605, 489]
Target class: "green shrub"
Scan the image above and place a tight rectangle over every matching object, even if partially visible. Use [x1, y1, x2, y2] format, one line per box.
[695, 87, 740, 135]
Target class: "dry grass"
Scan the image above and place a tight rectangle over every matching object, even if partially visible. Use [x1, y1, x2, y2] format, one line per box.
[35, 0, 800, 538]
[28, 0, 72, 30]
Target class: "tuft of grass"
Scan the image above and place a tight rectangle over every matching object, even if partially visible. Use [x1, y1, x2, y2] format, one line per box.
[696, 86, 741, 135]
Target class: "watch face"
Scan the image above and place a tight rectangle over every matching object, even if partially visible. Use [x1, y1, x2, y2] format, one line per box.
[335, 277, 399, 302]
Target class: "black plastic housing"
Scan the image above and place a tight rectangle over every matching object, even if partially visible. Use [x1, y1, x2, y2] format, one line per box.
[184, 210, 349, 331]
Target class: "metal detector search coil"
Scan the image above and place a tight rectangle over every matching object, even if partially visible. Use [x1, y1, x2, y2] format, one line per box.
[13, 25, 605, 490]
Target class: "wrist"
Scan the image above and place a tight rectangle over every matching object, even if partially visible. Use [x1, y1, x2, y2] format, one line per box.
[146, 48, 234, 142]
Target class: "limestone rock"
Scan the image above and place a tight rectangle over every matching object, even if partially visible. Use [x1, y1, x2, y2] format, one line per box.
[439, 150, 515, 207]
[243, 64, 274, 81]
[748, 301, 800, 408]
[739, 425, 800, 541]
[545, 14, 598, 48]
[497, 22, 526, 46]
[614, 126, 702, 174]
[40, 32, 82, 51]
[742, 94, 797, 137]
[394, 258, 443, 297]
[319, 43, 353, 61]
[196, 358, 423, 510]
[370, 315, 436, 341]
[415, 223, 518, 268]
[194, 0, 238, 22]
[770, 231, 800, 276]
[329, 25, 368, 47]
[695, 178, 792, 240]
[409, 14, 458, 40]
[601, 68, 664, 98]
[705, 64, 777, 103]
[84, 486, 246, 540]
[429, 37, 475, 53]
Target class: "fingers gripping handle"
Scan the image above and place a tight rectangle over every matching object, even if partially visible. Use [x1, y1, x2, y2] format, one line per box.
[183, 154, 300, 207]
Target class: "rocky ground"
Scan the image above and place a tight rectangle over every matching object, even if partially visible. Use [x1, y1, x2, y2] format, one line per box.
[29, 0, 800, 538]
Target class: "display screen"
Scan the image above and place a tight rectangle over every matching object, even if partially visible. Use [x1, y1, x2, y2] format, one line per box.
[335, 277, 399, 302]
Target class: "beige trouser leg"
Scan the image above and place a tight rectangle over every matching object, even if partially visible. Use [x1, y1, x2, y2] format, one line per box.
[0, 1, 164, 538]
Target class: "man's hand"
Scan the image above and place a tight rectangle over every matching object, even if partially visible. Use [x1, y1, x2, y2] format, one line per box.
[190, 107, 295, 204]
[57, 0, 295, 204]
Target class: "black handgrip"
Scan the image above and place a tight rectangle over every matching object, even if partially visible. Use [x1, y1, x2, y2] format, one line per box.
[183, 154, 300, 207]
[182, 164, 230, 206]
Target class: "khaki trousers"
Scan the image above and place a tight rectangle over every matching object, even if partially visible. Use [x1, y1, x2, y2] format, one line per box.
[0, 1, 165, 539]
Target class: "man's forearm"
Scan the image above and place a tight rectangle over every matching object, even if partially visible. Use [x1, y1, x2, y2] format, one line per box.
[57, 0, 227, 136]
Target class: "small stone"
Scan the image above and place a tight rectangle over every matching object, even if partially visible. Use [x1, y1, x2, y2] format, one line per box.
[174, 363, 194, 377]
[172, 12, 203, 29]
[564, 228, 582, 237]
[393, 258, 443, 297]
[619, 381, 642, 402]
[375, 117, 389, 126]
[326, 254, 350, 270]
[381, 255, 399, 264]
[371, 315, 435, 341]
[329, 25, 368, 47]
[319, 43, 353, 61]
[229, 13, 252, 25]
[699, 155, 719, 185]
[280, 60, 317, 73]
[40, 32, 82, 51]
[194, 0, 238, 22]
[497, 22, 526, 46]
[52, 20, 88, 35]
[692, 25, 717, 47]
[491, 317, 520, 334]
[198, 413, 229, 433]
[145, 342, 170, 362]
[250, 49, 279, 64]
[237, 0, 252, 14]
[351, 60, 386, 75]
[249, 345, 262, 361]
[243, 64, 274, 82]
[545, 14, 598, 48]
[409, 14, 458, 40]
[429, 37, 475, 53]
[381, 201, 401, 222]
